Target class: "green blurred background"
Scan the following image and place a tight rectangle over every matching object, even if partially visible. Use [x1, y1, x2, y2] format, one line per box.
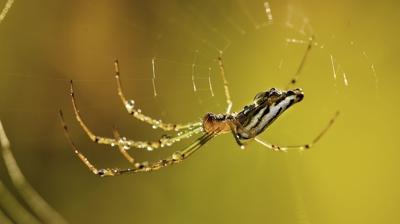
[0, 0, 399, 223]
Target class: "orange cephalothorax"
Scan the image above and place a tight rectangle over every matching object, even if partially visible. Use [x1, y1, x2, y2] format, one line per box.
[202, 113, 235, 134]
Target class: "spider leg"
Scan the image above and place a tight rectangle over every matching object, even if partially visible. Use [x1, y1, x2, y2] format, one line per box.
[112, 128, 135, 164]
[60, 112, 215, 177]
[217, 52, 233, 114]
[286, 35, 314, 89]
[229, 124, 246, 149]
[119, 132, 215, 175]
[69, 80, 203, 150]
[114, 59, 202, 131]
[255, 110, 339, 151]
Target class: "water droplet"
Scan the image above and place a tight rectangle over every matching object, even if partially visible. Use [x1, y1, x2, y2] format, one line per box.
[172, 152, 182, 160]
[126, 100, 135, 110]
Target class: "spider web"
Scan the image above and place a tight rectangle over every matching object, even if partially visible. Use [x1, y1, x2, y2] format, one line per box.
[0, 1, 378, 117]
[0, 1, 382, 224]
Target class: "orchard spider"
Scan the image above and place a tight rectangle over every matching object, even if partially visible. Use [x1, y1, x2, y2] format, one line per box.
[59, 37, 339, 177]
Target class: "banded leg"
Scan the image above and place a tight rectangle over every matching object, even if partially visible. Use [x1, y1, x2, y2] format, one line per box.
[217, 52, 233, 114]
[114, 59, 202, 131]
[60, 112, 215, 177]
[112, 128, 135, 164]
[286, 35, 314, 89]
[255, 110, 340, 151]
[69, 80, 203, 150]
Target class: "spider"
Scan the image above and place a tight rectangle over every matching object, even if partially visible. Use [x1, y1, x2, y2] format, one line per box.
[59, 37, 339, 177]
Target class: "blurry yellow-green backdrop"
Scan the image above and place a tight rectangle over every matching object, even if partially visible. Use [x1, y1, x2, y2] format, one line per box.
[0, 0, 399, 223]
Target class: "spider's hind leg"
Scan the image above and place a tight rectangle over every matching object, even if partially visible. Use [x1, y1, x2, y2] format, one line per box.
[255, 110, 339, 151]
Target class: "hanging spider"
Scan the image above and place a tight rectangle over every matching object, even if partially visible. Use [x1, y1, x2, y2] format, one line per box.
[59, 37, 339, 177]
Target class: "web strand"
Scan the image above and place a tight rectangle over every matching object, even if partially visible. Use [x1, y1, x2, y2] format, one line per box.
[263, 1, 273, 25]
[0, 0, 14, 23]
[151, 57, 158, 97]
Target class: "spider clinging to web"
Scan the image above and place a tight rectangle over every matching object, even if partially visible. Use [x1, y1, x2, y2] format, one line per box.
[59, 37, 340, 177]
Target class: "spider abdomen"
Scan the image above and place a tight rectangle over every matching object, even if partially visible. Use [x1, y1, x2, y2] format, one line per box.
[235, 89, 304, 139]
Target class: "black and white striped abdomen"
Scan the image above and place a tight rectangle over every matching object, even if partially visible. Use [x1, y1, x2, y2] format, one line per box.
[236, 96, 297, 139]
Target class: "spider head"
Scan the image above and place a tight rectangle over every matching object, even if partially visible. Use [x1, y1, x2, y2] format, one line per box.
[253, 88, 304, 106]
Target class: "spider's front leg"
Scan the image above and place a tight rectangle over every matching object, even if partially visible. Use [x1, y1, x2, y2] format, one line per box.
[60, 111, 215, 176]
[112, 128, 135, 164]
[69, 80, 203, 151]
[114, 59, 202, 131]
